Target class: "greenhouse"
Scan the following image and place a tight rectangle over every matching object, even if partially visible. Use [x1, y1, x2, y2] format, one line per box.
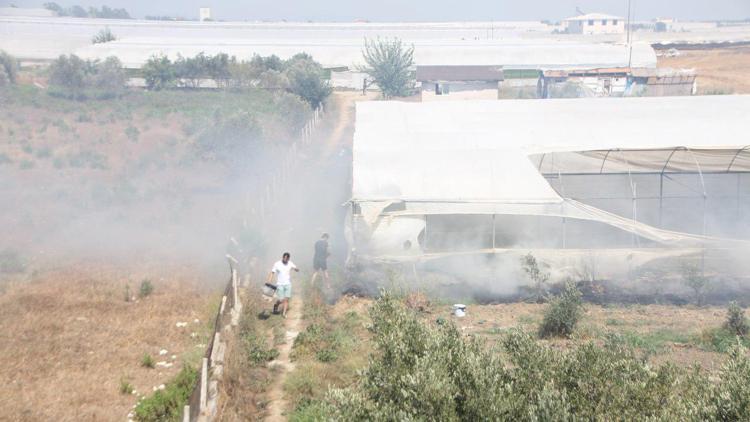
[348, 95, 750, 273]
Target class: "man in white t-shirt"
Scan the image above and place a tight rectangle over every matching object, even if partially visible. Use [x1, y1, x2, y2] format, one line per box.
[267, 252, 299, 318]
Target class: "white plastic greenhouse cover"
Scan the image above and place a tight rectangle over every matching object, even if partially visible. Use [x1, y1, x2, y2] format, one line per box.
[73, 38, 657, 70]
[352, 95, 750, 247]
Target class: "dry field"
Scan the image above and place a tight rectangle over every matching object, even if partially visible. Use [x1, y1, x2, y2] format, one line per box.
[658, 46, 750, 94]
[0, 261, 220, 421]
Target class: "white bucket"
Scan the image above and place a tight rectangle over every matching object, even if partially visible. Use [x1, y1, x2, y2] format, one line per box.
[453, 304, 466, 318]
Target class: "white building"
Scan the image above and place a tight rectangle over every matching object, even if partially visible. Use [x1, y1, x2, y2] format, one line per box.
[564, 13, 625, 35]
[199, 8, 212, 22]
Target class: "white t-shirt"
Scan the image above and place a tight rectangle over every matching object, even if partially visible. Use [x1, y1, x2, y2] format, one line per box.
[271, 260, 297, 285]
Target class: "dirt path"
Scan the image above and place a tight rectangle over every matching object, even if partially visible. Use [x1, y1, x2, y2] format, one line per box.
[264, 300, 303, 421]
[261, 92, 365, 420]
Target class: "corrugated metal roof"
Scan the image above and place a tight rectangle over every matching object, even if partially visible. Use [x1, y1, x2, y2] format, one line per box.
[416, 65, 504, 81]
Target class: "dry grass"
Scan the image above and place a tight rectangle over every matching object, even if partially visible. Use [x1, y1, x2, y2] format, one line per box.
[658, 46, 750, 94]
[0, 262, 219, 421]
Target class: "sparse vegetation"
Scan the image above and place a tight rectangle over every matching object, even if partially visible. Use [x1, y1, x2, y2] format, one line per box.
[134, 365, 198, 422]
[521, 252, 549, 302]
[682, 264, 710, 306]
[359, 37, 415, 98]
[139, 279, 154, 298]
[0, 249, 25, 273]
[320, 292, 750, 420]
[538, 281, 584, 338]
[119, 377, 134, 395]
[48, 54, 127, 100]
[725, 301, 749, 337]
[141, 353, 155, 368]
[0, 50, 19, 87]
[92, 27, 117, 44]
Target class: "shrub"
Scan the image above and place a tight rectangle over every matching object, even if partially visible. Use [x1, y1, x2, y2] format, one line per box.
[538, 281, 583, 338]
[125, 125, 140, 142]
[139, 279, 154, 298]
[19, 159, 35, 169]
[247, 333, 279, 364]
[325, 292, 750, 420]
[48, 54, 126, 99]
[285, 55, 332, 109]
[521, 252, 550, 303]
[134, 365, 198, 422]
[92, 27, 117, 44]
[0, 50, 18, 86]
[725, 301, 749, 337]
[142, 54, 175, 90]
[119, 377, 134, 394]
[0, 249, 25, 273]
[682, 263, 709, 305]
[141, 353, 155, 368]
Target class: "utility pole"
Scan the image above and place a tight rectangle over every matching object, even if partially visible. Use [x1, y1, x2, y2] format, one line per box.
[627, 0, 634, 68]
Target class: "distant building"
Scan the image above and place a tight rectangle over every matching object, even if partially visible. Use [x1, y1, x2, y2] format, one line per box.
[564, 13, 625, 35]
[654, 18, 675, 32]
[416, 65, 504, 101]
[199, 8, 212, 22]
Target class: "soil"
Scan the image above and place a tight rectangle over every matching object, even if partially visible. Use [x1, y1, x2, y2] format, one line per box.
[0, 261, 219, 421]
[658, 46, 750, 94]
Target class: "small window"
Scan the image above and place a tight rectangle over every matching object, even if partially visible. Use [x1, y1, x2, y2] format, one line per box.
[602, 20, 607, 25]
[588, 20, 594, 26]
[613, 19, 618, 25]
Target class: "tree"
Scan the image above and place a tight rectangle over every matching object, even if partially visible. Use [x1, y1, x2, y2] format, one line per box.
[69, 5, 88, 17]
[48, 54, 91, 99]
[48, 54, 126, 99]
[92, 27, 117, 44]
[0, 50, 18, 87]
[142, 54, 175, 90]
[359, 37, 415, 98]
[43, 2, 65, 15]
[284, 56, 331, 109]
[90, 56, 127, 98]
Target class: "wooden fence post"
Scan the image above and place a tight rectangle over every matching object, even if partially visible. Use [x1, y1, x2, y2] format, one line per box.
[200, 357, 208, 413]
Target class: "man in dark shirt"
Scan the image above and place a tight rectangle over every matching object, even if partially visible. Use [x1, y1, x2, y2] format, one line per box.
[311, 233, 329, 287]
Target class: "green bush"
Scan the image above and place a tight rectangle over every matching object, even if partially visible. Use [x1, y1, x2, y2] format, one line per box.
[725, 301, 749, 337]
[119, 377, 134, 394]
[134, 365, 197, 422]
[92, 27, 117, 44]
[139, 279, 154, 298]
[521, 252, 550, 302]
[538, 281, 583, 338]
[0, 50, 18, 87]
[324, 292, 750, 421]
[141, 353, 155, 368]
[143, 54, 176, 90]
[48, 54, 127, 99]
[0, 249, 25, 273]
[682, 264, 710, 305]
[125, 125, 140, 142]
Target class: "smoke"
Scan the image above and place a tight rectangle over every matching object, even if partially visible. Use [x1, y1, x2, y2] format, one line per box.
[0, 87, 335, 283]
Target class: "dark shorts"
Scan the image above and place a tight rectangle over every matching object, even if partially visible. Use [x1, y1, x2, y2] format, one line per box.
[313, 258, 327, 271]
